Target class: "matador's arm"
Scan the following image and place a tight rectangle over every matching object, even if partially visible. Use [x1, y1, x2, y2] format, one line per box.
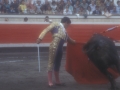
[67, 36, 76, 44]
[38, 22, 57, 40]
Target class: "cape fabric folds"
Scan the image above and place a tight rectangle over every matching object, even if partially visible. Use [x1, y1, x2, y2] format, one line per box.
[65, 43, 119, 84]
[65, 25, 120, 84]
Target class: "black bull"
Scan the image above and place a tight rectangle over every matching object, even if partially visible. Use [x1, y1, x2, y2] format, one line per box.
[83, 34, 120, 90]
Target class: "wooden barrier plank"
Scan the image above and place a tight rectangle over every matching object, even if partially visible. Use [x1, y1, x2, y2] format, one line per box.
[0, 24, 120, 43]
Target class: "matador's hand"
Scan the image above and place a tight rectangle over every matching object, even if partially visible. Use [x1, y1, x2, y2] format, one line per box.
[70, 40, 76, 44]
[37, 38, 42, 44]
[72, 40, 76, 44]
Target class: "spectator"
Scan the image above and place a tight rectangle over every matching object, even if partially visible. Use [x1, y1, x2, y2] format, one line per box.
[78, 6, 87, 15]
[86, 0, 91, 5]
[35, 0, 42, 14]
[18, 0, 22, 3]
[44, 5, 54, 14]
[41, 0, 50, 13]
[116, 1, 120, 14]
[63, 5, 72, 15]
[10, 6, 16, 13]
[36, 0, 42, 4]
[0, 0, 118, 15]
[110, 6, 118, 15]
[31, 0, 37, 5]
[0, 4, 1, 13]
[71, 0, 77, 6]
[18, 0, 27, 14]
[10, 0, 19, 13]
[0, 1, 3, 13]
[73, 0, 80, 14]
[92, 6, 102, 15]
[79, 0, 83, 3]
[102, 7, 112, 18]
[50, 1, 57, 14]
[80, 0, 88, 10]
[108, 1, 115, 12]
[56, 7, 63, 14]
[54, 0, 61, 2]
[56, 0, 65, 14]
[9, 0, 19, 4]
[87, 6, 93, 15]
[57, 0, 65, 5]
[104, 0, 112, 8]
[96, 0, 101, 7]
[65, 0, 73, 13]
[89, 0, 96, 12]
[27, 0, 36, 14]
[8, 0, 13, 4]
[39, 0, 49, 5]
[99, 0, 106, 11]
[47, 0, 52, 3]
[3, 0, 11, 13]
[63, 0, 72, 4]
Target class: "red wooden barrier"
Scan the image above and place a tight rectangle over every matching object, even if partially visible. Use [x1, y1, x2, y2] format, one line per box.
[0, 24, 120, 43]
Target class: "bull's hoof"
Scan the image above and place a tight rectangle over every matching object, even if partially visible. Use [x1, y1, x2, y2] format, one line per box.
[109, 87, 120, 90]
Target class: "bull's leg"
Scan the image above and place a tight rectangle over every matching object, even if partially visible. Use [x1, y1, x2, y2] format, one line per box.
[106, 73, 119, 90]
[114, 56, 120, 74]
[97, 67, 119, 90]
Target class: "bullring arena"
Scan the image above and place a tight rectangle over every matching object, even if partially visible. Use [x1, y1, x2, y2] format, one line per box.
[0, 15, 120, 90]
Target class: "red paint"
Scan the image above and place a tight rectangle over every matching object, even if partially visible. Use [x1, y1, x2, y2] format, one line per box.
[0, 24, 120, 43]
